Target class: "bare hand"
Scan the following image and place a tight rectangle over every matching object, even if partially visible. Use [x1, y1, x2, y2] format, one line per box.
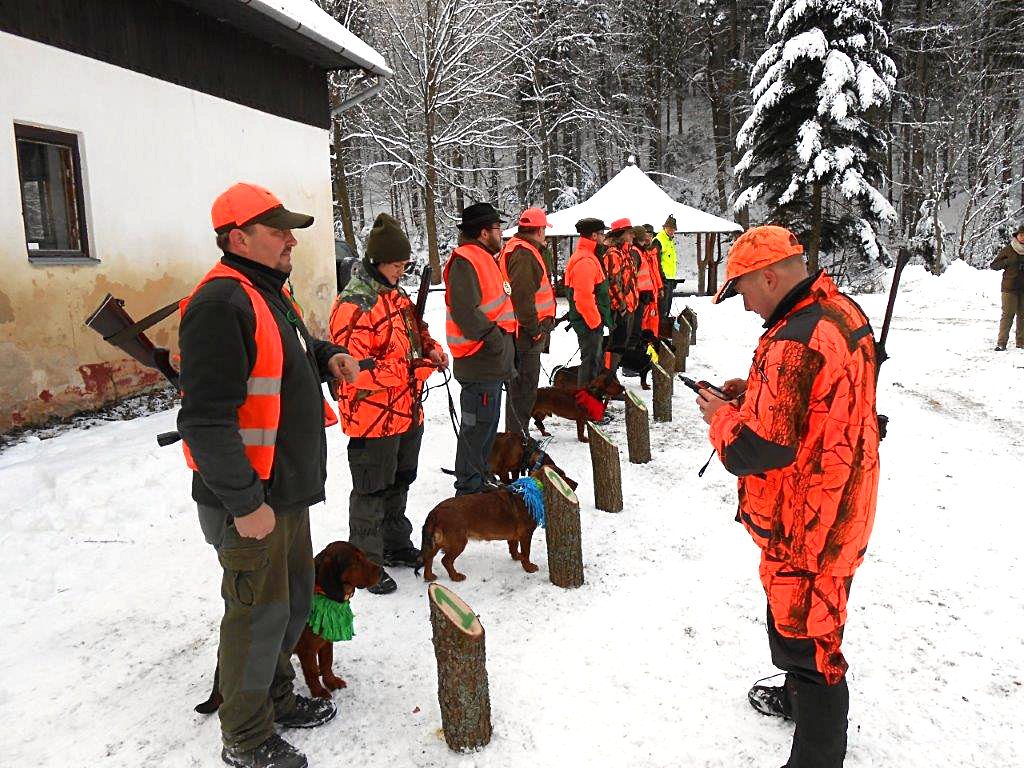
[427, 347, 449, 370]
[696, 388, 731, 425]
[722, 378, 747, 399]
[328, 353, 360, 384]
[234, 503, 275, 540]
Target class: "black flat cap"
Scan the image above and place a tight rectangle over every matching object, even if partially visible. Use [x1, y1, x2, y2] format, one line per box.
[457, 202, 504, 231]
[575, 217, 607, 236]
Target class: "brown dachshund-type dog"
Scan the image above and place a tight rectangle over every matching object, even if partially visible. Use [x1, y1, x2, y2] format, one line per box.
[417, 477, 542, 582]
[194, 541, 380, 712]
[531, 383, 609, 443]
[550, 366, 626, 400]
[488, 431, 578, 490]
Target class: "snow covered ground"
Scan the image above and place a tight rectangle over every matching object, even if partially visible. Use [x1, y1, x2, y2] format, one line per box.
[1, 261, 1021, 767]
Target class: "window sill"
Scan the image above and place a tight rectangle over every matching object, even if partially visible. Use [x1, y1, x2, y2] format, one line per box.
[28, 255, 101, 266]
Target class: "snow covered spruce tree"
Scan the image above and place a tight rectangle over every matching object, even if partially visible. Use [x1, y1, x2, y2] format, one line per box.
[733, 0, 898, 279]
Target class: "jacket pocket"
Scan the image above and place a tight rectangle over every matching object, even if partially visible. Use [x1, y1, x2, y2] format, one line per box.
[218, 545, 271, 607]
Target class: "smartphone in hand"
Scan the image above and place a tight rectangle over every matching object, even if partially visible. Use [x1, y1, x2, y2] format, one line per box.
[678, 375, 728, 400]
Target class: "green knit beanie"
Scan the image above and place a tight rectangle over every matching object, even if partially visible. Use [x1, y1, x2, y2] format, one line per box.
[365, 213, 411, 264]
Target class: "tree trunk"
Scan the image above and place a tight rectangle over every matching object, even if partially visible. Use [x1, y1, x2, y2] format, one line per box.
[681, 306, 698, 345]
[807, 180, 823, 273]
[657, 340, 675, 376]
[587, 422, 623, 513]
[428, 584, 491, 752]
[652, 363, 672, 422]
[331, 121, 355, 248]
[695, 234, 706, 295]
[452, 145, 465, 214]
[424, 113, 442, 286]
[542, 467, 584, 588]
[672, 317, 691, 373]
[624, 391, 651, 464]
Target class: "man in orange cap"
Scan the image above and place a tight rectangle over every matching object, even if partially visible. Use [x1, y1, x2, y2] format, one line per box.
[499, 208, 556, 434]
[178, 182, 360, 768]
[693, 225, 880, 768]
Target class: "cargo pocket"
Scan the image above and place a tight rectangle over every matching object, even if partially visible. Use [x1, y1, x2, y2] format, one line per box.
[474, 388, 501, 425]
[218, 545, 271, 607]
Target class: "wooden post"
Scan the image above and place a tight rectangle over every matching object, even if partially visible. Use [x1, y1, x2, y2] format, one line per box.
[672, 316, 691, 373]
[681, 305, 698, 345]
[428, 584, 492, 752]
[543, 466, 584, 588]
[652, 363, 672, 422]
[587, 422, 623, 513]
[624, 391, 652, 464]
[657, 340, 675, 376]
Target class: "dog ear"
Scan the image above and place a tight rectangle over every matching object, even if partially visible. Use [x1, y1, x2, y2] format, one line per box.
[316, 544, 354, 603]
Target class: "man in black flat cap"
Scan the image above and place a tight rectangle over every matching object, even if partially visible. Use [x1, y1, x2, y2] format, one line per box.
[565, 218, 612, 385]
[442, 203, 517, 494]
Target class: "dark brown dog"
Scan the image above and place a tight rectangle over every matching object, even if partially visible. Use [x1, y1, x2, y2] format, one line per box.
[417, 478, 542, 582]
[550, 366, 626, 400]
[488, 431, 578, 490]
[531, 385, 607, 443]
[194, 541, 380, 712]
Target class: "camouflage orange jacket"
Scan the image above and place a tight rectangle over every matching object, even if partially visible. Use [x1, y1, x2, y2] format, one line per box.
[329, 262, 442, 438]
[709, 272, 880, 577]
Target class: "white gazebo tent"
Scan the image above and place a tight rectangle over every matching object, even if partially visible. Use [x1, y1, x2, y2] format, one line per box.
[505, 162, 743, 296]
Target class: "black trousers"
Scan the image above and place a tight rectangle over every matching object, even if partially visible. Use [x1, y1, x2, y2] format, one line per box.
[454, 379, 503, 494]
[767, 605, 850, 768]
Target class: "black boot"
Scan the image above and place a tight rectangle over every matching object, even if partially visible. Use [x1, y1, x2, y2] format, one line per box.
[367, 567, 397, 595]
[383, 546, 421, 568]
[785, 676, 849, 768]
[748, 675, 794, 720]
[274, 694, 337, 729]
[222, 734, 307, 768]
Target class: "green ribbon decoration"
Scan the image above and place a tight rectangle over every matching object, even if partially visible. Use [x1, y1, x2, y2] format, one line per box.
[308, 593, 355, 642]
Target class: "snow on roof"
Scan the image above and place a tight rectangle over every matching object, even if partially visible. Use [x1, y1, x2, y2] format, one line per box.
[503, 164, 743, 238]
[241, 0, 391, 77]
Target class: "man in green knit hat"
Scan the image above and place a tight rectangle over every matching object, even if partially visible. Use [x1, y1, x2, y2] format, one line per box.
[329, 213, 447, 594]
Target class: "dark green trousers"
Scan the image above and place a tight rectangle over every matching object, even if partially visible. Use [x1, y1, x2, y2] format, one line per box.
[198, 504, 314, 751]
[346, 425, 422, 564]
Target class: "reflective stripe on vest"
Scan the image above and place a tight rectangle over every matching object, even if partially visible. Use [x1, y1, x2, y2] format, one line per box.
[443, 243, 518, 357]
[656, 230, 678, 279]
[179, 263, 335, 479]
[498, 236, 556, 320]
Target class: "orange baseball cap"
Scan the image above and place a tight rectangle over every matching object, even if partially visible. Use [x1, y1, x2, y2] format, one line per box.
[609, 217, 632, 232]
[713, 225, 805, 304]
[211, 182, 314, 234]
[518, 208, 550, 228]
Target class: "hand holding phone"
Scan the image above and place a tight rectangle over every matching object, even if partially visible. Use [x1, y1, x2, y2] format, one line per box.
[678, 375, 728, 400]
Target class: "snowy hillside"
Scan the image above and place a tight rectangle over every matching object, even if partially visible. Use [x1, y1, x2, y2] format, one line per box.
[1, 261, 1021, 767]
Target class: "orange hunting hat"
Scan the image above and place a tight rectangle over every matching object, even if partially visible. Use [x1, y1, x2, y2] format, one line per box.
[518, 208, 550, 228]
[713, 225, 805, 304]
[211, 182, 314, 234]
[609, 217, 632, 233]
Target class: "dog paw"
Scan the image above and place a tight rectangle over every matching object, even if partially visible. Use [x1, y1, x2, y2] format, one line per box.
[451, 573, 467, 582]
[309, 686, 332, 700]
[324, 676, 347, 691]
[423, 572, 437, 582]
[522, 562, 539, 573]
[580, 437, 590, 443]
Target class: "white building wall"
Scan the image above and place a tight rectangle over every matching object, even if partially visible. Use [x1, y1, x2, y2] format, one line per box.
[0, 31, 338, 429]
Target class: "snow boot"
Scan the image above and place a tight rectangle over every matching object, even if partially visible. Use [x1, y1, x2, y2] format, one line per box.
[748, 676, 794, 720]
[274, 694, 337, 730]
[222, 734, 307, 768]
[383, 546, 421, 568]
[367, 567, 398, 595]
[784, 676, 849, 768]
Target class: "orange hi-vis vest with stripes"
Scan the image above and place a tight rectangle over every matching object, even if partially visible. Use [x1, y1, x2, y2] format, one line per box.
[498, 236, 556, 321]
[443, 243, 518, 357]
[179, 262, 337, 480]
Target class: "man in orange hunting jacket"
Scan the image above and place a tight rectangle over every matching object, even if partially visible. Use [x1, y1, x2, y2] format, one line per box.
[695, 225, 880, 768]
[329, 213, 447, 595]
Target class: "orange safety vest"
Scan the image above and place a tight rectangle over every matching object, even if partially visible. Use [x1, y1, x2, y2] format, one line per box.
[498, 236, 556, 321]
[443, 243, 518, 357]
[179, 263, 337, 479]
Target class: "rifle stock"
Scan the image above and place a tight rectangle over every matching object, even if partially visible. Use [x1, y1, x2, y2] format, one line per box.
[84, 293, 180, 387]
[415, 265, 433, 321]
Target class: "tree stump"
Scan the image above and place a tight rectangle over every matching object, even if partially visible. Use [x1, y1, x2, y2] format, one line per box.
[542, 466, 584, 588]
[672, 316, 692, 373]
[652, 363, 672, 422]
[624, 390, 651, 464]
[587, 422, 623, 513]
[428, 584, 492, 752]
[657, 340, 676, 376]
[681, 305, 698, 345]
